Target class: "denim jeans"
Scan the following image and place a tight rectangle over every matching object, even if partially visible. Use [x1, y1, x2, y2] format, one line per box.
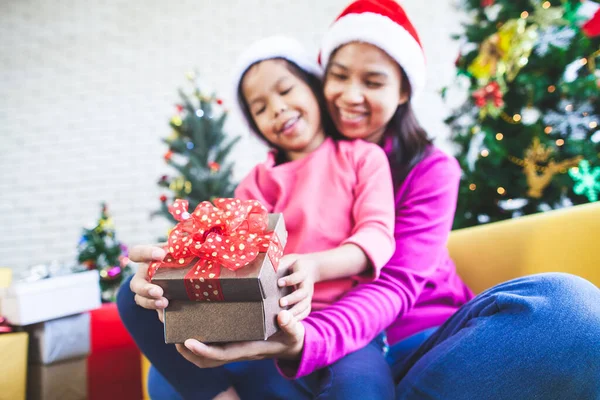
[118, 273, 600, 399]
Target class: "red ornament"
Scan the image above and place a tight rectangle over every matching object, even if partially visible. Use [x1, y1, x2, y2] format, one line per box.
[175, 104, 184, 113]
[481, 0, 494, 7]
[216, 98, 224, 105]
[164, 150, 173, 161]
[160, 175, 168, 182]
[208, 161, 220, 172]
[472, 81, 504, 108]
[582, 8, 600, 37]
[160, 194, 168, 203]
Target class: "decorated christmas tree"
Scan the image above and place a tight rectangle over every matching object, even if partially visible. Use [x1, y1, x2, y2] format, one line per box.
[445, 0, 600, 229]
[77, 203, 132, 302]
[154, 72, 240, 225]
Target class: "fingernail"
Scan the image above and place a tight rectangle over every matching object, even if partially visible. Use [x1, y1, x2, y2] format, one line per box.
[152, 248, 166, 260]
[278, 279, 285, 287]
[280, 298, 288, 307]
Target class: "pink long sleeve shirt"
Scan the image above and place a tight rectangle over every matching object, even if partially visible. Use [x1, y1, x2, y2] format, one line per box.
[234, 137, 396, 310]
[277, 145, 474, 378]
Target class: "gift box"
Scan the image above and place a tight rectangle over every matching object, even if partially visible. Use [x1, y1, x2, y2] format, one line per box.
[88, 303, 143, 400]
[25, 312, 90, 365]
[0, 270, 101, 326]
[27, 357, 87, 400]
[0, 331, 28, 400]
[149, 199, 290, 343]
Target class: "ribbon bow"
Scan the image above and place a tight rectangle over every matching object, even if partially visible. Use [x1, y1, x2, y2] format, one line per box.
[148, 198, 283, 301]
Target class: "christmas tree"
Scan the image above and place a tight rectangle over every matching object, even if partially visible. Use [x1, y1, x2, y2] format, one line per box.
[77, 203, 132, 302]
[445, 0, 600, 229]
[154, 71, 240, 225]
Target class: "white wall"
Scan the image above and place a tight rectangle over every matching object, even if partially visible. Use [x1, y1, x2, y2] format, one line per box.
[0, 0, 462, 270]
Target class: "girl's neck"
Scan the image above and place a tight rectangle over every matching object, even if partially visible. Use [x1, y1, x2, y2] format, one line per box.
[283, 133, 327, 162]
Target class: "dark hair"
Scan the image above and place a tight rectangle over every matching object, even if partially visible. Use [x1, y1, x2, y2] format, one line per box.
[237, 58, 342, 164]
[385, 68, 432, 187]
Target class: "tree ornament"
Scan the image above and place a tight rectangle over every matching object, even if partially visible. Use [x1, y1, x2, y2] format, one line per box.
[543, 100, 600, 140]
[472, 81, 505, 118]
[164, 150, 173, 161]
[569, 160, 600, 202]
[520, 106, 541, 125]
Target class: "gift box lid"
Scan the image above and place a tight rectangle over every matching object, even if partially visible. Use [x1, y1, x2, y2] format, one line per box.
[151, 213, 287, 302]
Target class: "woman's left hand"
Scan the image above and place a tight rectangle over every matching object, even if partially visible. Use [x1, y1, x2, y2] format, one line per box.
[175, 310, 305, 368]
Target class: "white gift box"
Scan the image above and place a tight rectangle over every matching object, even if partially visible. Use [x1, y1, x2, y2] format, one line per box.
[0, 270, 101, 326]
[26, 312, 91, 365]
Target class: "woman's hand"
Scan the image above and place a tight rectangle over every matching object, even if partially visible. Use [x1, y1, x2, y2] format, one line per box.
[128, 244, 169, 322]
[175, 310, 305, 368]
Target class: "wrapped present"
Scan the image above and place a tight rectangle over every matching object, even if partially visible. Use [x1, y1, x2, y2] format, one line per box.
[27, 357, 87, 400]
[88, 303, 143, 400]
[149, 199, 289, 343]
[0, 331, 28, 400]
[25, 312, 90, 365]
[0, 270, 101, 326]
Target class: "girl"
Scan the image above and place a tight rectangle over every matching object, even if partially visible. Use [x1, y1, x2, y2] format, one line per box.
[124, 1, 600, 399]
[119, 35, 398, 399]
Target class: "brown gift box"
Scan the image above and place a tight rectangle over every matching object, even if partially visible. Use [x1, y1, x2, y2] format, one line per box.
[151, 213, 290, 343]
[27, 357, 87, 400]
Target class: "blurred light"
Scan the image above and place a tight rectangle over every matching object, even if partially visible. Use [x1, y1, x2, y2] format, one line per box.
[556, 139, 565, 146]
[544, 126, 553, 134]
[547, 85, 556, 93]
[496, 133, 504, 140]
[497, 187, 506, 195]
[469, 184, 477, 191]
[521, 11, 529, 18]
[513, 114, 522, 122]
[481, 149, 490, 157]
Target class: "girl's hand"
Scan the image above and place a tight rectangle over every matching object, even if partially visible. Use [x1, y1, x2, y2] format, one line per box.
[128, 244, 169, 322]
[176, 310, 305, 368]
[277, 254, 320, 321]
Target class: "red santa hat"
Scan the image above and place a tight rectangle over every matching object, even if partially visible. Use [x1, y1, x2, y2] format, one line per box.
[319, 0, 426, 98]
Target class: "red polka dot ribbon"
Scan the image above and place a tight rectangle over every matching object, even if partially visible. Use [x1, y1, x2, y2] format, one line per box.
[148, 198, 283, 301]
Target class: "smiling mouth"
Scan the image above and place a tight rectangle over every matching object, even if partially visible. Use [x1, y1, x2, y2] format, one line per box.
[278, 116, 300, 135]
[338, 109, 368, 122]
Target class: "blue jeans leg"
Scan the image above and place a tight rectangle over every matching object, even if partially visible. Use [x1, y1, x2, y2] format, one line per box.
[312, 333, 395, 400]
[394, 273, 600, 400]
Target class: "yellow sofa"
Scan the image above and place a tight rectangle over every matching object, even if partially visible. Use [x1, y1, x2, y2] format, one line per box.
[448, 202, 600, 294]
[141, 202, 600, 398]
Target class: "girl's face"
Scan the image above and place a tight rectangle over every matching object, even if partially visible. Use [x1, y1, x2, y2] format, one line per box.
[242, 59, 325, 161]
[324, 42, 409, 144]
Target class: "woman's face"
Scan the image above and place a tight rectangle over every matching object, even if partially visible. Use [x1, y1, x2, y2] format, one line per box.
[323, 42, 409, 144]
[242, 59, 325, 161]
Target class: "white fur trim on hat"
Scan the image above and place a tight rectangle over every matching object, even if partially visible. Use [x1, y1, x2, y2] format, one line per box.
[320, 12, 426, 98]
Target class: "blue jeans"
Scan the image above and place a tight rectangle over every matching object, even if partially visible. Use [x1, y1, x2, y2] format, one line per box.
[119, 273, 600, 399]
[117, 283, 394, 399]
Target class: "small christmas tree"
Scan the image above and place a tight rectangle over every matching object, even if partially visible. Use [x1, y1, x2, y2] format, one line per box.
[77, 203, 132, 302]
[445, 0, 600, 229]
[154, 71, 240, 225]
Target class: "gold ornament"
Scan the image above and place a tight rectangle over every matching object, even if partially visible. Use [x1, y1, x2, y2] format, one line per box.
[169, 177, 192, 195]
[171, 115, 183, 127]
[529, 0, 567, 29]
[509, 138, 583, 198]
[468, 19, 538, 83]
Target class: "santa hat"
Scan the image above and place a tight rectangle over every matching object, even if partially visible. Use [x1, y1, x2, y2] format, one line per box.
[231, 36, 322, 133]
[319, 0, 426, 98]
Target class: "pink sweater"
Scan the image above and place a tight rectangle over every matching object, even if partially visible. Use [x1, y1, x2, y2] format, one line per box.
[234, 137, 396, 309]
[277, 146, 474, 378]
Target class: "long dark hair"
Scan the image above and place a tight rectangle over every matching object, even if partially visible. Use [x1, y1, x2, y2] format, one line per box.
[237, 59, 342, 164]
[383, 69, 432, 188]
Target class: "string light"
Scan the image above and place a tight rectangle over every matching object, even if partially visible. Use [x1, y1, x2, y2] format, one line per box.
[547, 85, 556, 93]
[469, 184, 477, 191]
[497, 187, 506, 195]
[521, 11, 529, 18]
[565, 104, 573, 112]
[544, 126, 553, 134]
[542, 1, 551, 8]
[556, 139, 565, 146]
[481, 149, 490, 157]
[513, 114, 522, 122]
[590, 122, 598, 129]
[496, 133, 504, 140]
